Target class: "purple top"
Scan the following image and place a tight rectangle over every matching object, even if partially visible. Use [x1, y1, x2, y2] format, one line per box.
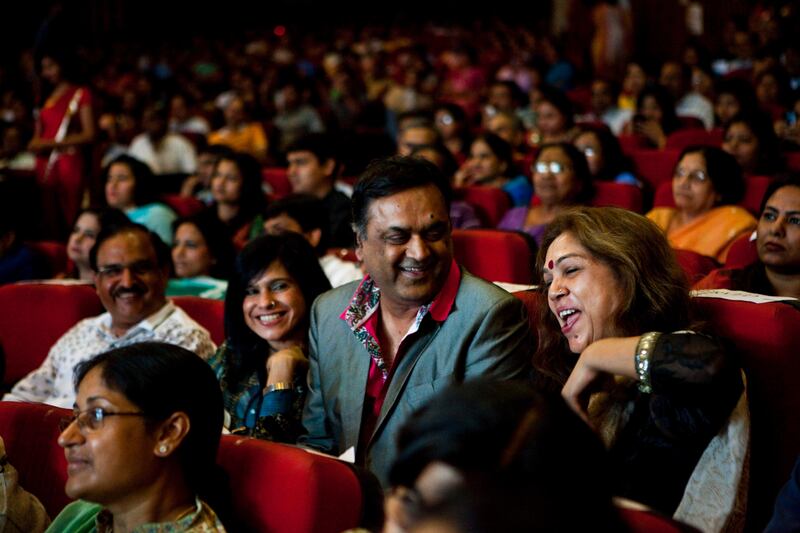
[497, 206, 547, 245]
[450, 200, 482, 229]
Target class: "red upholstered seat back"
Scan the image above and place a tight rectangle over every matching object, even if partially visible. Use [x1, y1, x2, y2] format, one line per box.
[25, 241, 68, 277]
[456, 186, 512, 227]
[171, 296, 225, 345]
[785, 151, 800, 172]
[724, 232, 758, 268]
[691, 297, 800, 530]
[0, 402, 71, 517]
[0, 283, 103, 387]
[590, 181, 643, 213]
[673, 249, 719, 284]
[665, 128, 724, 151]
[618, 506, 698, 532]
[630, 149, 681, 191]
[217, 436, 362, 533]
[262, 167, 292, 199]
[159, 194, 206, 218]
[452, 229, 534, 284]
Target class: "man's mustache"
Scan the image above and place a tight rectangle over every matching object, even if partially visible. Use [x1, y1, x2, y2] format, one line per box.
[112, 286, 146, 298]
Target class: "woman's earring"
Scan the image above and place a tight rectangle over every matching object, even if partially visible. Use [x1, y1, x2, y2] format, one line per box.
[159, 445, 168, 454]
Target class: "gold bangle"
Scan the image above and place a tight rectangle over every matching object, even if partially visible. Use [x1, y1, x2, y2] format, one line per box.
[264, 382, 293, 395]
[634, 332, 660, 394]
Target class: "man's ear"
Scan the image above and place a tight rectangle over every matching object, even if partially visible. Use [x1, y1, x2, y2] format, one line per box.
[152, 412, 191, 458]
[354, 227, 364, 262]
[306, 228, 322, 249]
[322, 158, 337, 179]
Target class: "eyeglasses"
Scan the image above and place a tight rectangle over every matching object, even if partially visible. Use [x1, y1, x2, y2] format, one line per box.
[59, 407, 147, 432]
[95, 261, 159, 279]
[673, 168, 709, 183]
[534, 161, 569, 174]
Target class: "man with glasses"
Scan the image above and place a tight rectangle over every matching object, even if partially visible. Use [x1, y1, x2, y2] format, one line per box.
[5, 224, 215, 408]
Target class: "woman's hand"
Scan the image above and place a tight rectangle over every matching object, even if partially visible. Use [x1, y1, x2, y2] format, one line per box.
[635, 119, 666, 149]
[453, 163, 477, 187]
[265, 345, 308, 387]
[561, 336, 641, 424]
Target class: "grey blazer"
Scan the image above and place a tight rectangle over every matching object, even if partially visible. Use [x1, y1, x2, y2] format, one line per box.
[298, 270, 533, 487]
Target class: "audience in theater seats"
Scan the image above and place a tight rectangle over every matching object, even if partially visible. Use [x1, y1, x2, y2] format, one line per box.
[498, 142, 594, 246]
[623, 84, 681, 149]
[207, 94, 267, 163]
[383, 381, 623, 533]
[203, 151, 267, 244]
[48, 342, 229, 532]
[179, 144, 233, 205]
[60, 207, 129, 282]
[396, 116, 439, 157]
[454, 133, 533, 207]
[102, 155, 178, 245]
[208, 233, 330, 441]
[285, 134, 354, 248]
[0, 435, 50, 532]
[409, 144, 481, 230]
[659, 61, 714, 129]
[433, 103, 472, 164]
[647, 146, 756, 262]
[713, 77, 758, 129]
[272, 77, 325, 154]
[0, 189, 50, 283]
[696, 176, 800, 299]
[722, 111, 783, 176]
[585, 78, 633, 136]
[127, 103, 197, 176]
[536, 207, 746, 529]
[261, 195, 363, 287]
[531, 86, 577, 145]
[4, 224, 215, 408]
[299, 157, 531, 487]
[166, 215, 235, 300]
[573, 125, 640, 186]
[618, 61, 648, 112]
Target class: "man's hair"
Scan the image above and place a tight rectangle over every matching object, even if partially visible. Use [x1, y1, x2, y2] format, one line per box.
[284, 133, 340, 178]
[351, 156, 452, 239]
[89, 222, 171, 272]
[263, 194, 328, 253]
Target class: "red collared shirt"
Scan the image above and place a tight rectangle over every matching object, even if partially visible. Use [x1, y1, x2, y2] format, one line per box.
[340, 258, 462, 449]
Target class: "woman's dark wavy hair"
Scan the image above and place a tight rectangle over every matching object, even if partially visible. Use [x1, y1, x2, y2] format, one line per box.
[73, 342, 223, 503]
[534, 207, 689, 387]
[214, 151, 268, 223]
[636, 84, 681, 135]
[536, 86, 575, 130]
[223, 233, 331, 384]
[575, 125, 633, 182]
[675, 145, 745, 205]
[171, 215, 236, 280]
[535, 142, 596, 204]
[103, 154, 157, 207]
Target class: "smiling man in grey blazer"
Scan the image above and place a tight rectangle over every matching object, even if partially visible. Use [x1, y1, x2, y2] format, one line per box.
[299, 156, 532, 487]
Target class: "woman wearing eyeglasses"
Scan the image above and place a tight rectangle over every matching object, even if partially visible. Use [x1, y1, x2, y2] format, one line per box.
[497, 143, 594, 246]
[573, 125, 640, 187]
[646, 146, 756, 263]
[48, 342, 230, 532]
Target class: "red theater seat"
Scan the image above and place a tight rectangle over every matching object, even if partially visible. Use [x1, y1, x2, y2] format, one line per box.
[263, 167, 292, 198]
[25, 241, 68, 277]
[785, 151, 800, 172]
[456, 186, 512, 227]
[171, 296, 225, 345]
[452, 229, 534, 285]
[724, 232, 757, 268]
[590, 182, 643, 213]
[159, 194, 205, 218]
[217, 436, 362, 533]
[0, 402, 71, 518]
[665, 128, 724, 151]
[673, 249, 719, 284]
[630, 149, 681, 190]
[691, 296, 800, 530]
[0, 283, 103, 387]
[618, 506, 698, 533]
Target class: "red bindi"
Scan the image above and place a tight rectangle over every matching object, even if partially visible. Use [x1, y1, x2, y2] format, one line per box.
[548, 260, 554, 270]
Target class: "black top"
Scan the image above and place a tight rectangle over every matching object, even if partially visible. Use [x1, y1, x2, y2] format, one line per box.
[322, 189, 355, 248]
